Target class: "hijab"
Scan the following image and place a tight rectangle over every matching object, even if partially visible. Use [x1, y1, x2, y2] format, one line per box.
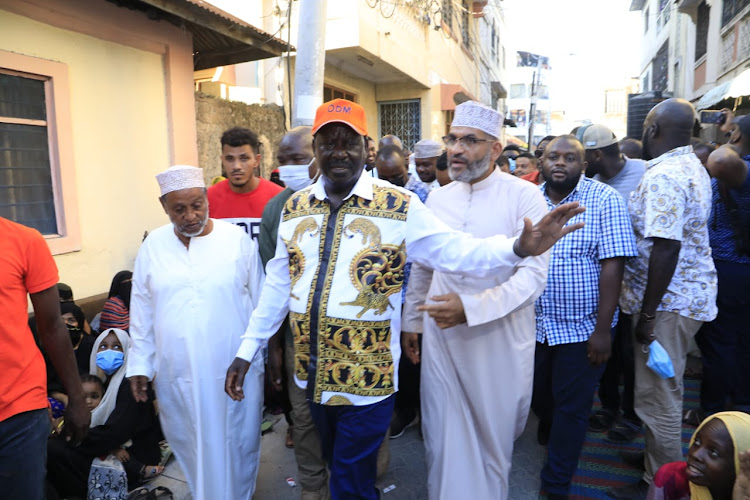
[88, 328, 130, 427]
[689, 411, 750, 500]
[60, 301, 86, 330]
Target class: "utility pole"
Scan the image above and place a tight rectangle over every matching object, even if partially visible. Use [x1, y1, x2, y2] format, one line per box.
[291, 0, 328, 128]
[527, 67, 538, 148]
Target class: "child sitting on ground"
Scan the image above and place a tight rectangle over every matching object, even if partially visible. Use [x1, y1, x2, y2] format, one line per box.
[647, 411, 750, 499]
[46, 329, 164, 499]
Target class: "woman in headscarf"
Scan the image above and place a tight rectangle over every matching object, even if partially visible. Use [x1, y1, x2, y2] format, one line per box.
[647, 411, 750, 499]
[46, 302, 96, 419]
[97, 271, 133, 332]
[46, 329, 162, 499]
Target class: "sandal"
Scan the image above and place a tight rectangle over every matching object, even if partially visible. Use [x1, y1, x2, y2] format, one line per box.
[147, 486, 173, 499]
[588, 409, 617, 433]
[126, 487, 150, 500]
[607, 419, 641, 443]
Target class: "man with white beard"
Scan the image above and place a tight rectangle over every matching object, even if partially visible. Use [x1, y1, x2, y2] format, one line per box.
[128, 165, 265, 500]
[402, 101, 551, 500]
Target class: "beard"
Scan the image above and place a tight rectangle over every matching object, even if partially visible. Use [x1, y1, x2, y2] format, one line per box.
[172, 202, 210, 238]
[542, 169, 581, 192]
[641, 133, 653, 161]
[450, 149, 492, 183]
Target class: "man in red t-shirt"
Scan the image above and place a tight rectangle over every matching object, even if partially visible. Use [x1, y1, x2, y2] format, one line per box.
[0, 217, 89, 500]
[208, 127, 284, 241]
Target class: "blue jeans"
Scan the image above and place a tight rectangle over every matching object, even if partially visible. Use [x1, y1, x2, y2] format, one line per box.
[309, 396, 394, 500]
[532, 340, 606, 495]
[0, 408, 50, 500]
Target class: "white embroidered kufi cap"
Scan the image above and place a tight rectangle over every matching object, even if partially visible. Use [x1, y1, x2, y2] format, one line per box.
[451, 101, 502, 138]
[155, 165, 206, 197]
[413, 139, 443, 159]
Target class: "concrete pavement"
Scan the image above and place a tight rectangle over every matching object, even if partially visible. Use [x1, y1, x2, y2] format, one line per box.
[143, 412, 547, 499]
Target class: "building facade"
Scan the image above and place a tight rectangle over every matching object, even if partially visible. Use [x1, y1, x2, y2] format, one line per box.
[631, 0, 750, 119]
[0, 0, 285, 306]
[198, 0, 510, 149]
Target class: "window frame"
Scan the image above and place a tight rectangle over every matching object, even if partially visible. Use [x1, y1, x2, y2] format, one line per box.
[0, 49, 80, 255]
[323, 83, 358, 103]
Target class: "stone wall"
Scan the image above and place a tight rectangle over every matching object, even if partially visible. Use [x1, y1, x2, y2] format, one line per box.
[195, 92, 286, 182]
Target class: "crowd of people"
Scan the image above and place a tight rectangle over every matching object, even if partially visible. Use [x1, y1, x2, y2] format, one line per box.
[2, 96, 750, 500]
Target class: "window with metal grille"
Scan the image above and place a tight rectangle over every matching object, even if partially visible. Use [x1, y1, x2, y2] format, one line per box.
[323, 84, 357, 103]
[0, 71, 57, 234]
[653, 41, 669, 91]
[723, 0, 750, 27]
[645, 7, 650, 33]
[442, 0, 453, 30]
[658, 0, 671, 29]
[696, 1, 710, 61]
[461, 1, 471, 48]
[378, 99, 421, 151]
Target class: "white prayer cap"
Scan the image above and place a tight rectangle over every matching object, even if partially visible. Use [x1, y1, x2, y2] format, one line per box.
[413, 139, 443, 159]
[451, 101, 502, 138]
[155, 165, 205, 197]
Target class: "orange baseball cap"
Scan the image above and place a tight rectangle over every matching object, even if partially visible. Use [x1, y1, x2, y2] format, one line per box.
[312, 99, 368, 136]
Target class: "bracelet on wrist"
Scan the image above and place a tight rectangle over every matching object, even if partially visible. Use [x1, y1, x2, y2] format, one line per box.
[640, 312, 656, 322]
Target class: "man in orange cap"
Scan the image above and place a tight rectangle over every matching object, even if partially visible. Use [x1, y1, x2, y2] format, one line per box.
[226, 99, 586, 499]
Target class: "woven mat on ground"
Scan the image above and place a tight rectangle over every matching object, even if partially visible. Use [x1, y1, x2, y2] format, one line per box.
[560, 377, 699, 499]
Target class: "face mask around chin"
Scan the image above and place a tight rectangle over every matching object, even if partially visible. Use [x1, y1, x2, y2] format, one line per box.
[278, 159, 315, 192]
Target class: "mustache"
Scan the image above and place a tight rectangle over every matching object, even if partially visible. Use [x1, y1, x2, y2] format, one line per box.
[329, 160, 353, 168]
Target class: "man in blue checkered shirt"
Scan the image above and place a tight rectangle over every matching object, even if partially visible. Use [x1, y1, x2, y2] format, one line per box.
[531, 135, 637, 500]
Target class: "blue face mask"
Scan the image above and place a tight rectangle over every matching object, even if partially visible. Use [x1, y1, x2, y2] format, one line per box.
[645, 340, 675, 379]
[96, 349, 124, 375]
[508, 157, 516, 173]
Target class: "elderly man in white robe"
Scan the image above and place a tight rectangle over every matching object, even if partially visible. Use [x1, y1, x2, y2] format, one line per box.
[402, 101, 551, 500]
[127, 165, 265, 500]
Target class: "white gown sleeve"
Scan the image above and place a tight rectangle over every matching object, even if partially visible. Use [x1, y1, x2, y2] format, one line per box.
[404, 194, 522, 277]
[235, 226, 291, 363]
[459, 191, 550, 327]
[126, 243, 157, 380]
[402, 262, 433, 333]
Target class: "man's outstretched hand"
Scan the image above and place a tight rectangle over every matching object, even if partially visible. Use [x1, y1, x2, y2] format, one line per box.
[225, 357, 251, 401]
[129, 376, 149, 403]
[514, 202, 585, 257]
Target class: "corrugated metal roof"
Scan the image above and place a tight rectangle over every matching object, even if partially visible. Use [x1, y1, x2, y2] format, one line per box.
[109, 0, 292, 70]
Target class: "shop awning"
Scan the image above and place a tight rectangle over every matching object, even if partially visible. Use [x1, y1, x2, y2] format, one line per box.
[440, 84, 477, 111]
[696, 68, 750, 110]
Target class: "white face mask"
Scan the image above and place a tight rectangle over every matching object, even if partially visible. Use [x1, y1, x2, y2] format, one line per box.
[278, 158, 315, 191]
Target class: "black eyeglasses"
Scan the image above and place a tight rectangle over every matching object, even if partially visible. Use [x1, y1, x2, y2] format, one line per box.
[442, 135, 491, 148]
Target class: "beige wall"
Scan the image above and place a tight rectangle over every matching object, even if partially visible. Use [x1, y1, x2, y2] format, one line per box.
[195, 93, 286, 180]
[0, 0, 197, 301]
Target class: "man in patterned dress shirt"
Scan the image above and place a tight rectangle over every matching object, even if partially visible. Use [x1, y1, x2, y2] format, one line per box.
[610, 99, 718, 500]
[224, 99, 586, 500]
[531, 135, 637, 500]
